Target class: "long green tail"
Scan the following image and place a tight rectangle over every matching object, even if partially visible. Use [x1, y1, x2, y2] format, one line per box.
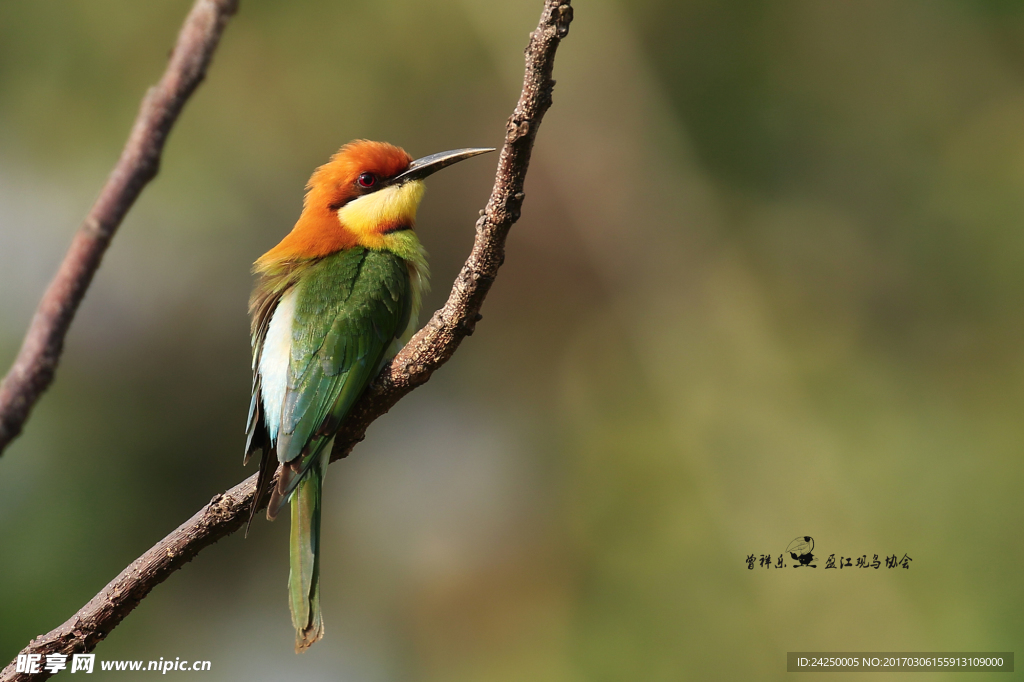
[288, 458, 326, 653]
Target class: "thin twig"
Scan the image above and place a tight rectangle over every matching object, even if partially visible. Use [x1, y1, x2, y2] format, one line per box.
[0, 1, 572, 679]
[0, 0, 239, 457]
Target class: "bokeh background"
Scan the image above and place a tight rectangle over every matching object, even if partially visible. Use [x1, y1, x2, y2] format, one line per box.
[1, 0, 1023, 679]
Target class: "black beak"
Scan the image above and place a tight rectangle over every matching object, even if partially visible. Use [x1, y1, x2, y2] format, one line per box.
[386, 147, 495, 186]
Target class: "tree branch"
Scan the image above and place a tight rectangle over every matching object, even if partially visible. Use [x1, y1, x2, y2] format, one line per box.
[328, 0, 573, 463]
[1, 1, 572, 679]
[0, 0, 239, 458]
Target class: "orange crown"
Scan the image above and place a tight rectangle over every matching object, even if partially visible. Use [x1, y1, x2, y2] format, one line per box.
[257, 140, 413, 267]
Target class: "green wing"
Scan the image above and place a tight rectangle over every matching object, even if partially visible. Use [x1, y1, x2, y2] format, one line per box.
[275, 248, 412, 496]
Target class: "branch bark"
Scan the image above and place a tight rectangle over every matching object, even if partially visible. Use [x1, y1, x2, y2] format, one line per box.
[0, 0, 239, 458]
[1, 1, 572, 679]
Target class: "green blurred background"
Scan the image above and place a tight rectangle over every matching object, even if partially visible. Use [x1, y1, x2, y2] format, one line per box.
[1, 0, 1023, 679]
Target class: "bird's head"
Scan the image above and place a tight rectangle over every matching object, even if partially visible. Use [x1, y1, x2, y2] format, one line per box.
[256, 140, 492, 269]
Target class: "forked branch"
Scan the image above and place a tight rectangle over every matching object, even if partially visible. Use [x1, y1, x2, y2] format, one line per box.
[0, 1, 572, 680]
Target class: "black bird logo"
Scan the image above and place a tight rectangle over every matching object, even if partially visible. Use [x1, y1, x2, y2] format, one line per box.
[787, 536, 817, 567]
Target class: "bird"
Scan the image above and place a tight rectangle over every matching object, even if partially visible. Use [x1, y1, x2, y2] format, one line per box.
[244, 140, 493, 652]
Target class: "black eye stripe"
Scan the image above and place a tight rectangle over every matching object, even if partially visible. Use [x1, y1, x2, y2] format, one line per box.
[381, 224, 411, 235]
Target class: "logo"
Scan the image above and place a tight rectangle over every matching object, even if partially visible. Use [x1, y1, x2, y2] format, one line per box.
[745, 537, 912, 571]
[786, 536, 817, 567]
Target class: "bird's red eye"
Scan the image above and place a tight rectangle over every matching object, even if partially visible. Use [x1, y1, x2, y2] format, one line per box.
[357, 172, 376, 188]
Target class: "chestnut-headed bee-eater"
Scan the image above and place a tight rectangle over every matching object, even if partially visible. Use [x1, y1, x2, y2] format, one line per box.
[244, 140, 493, 652]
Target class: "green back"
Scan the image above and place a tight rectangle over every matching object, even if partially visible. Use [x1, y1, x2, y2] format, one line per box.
[276, 247, 412, 472]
